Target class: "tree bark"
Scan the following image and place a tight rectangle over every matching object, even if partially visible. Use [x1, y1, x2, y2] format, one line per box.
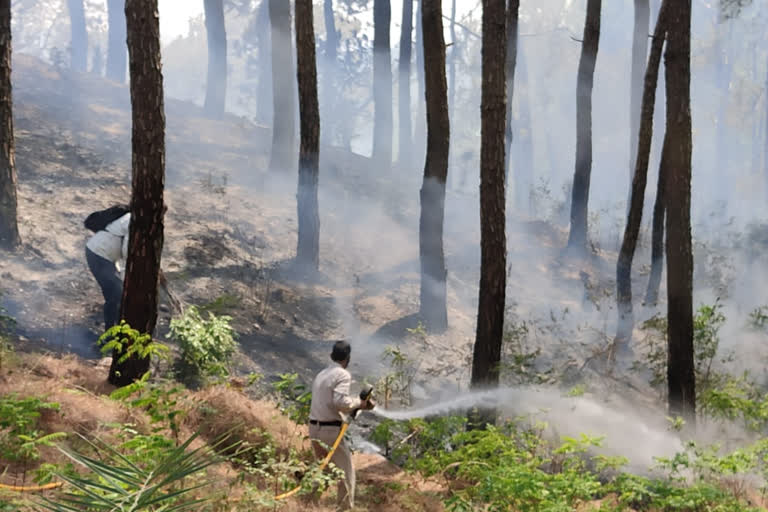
[628, 0, 650, 207]
[0, 0, 20, 250]
[567, 0, 601, 251]
[470, 0, 507, 428]
[322, 0, 338, 144]
[67, 0, 88, 72]
[295, 0, 320, 270]
[398, 0, 413, 166]
[418, 0, 449, 332]
[644, 136, 666, 305]
[106, 0, 127, 82]
[255, 0, 272, 126]
[109, 0, 166, 387]
[268, 0, 296, 172]
[616, 1, 667, 343]
[414, 0, 426, 156]
[204, 0, 227, 117]
[663, 0, 695, 422]
[448, 0, 457, 119]
[373, 0, 392, 170]
[504, 0, 519, 197]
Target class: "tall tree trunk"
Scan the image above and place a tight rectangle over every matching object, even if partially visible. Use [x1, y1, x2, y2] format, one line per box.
[765, 50, 768, 202]
[448, 0, 457, 118]
[663, 0, 695, 422]
[109, 0, 166, 387]
[504, 0, 519, 198]
[269, 0, 296, 172]
[322, 0, 338, 145]
[616, 1, 667, 344]
[470, 0, 507, 428]
[373, 0, 392, 169]
[106, 0, 127, 82]
[628, 0, 650, 208]
[414, 0, 426, 156]
[0, 0, 19, 250]
[398, 0, 413, 166]
[418, 0, 449, 332]
[204, 0, 227, 117]
[515, 37, 533, 213]
[295, 0, 320, 270]
[67, 0, 88, 72]
[644, 137, 667, 305]
[567, 0, 601, 251]
[255, 0, 272, 126]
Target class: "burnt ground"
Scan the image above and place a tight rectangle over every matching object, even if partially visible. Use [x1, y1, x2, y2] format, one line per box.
[1, 54, 643, 403]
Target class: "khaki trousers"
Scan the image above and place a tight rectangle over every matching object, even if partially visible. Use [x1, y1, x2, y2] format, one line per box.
[309, 423, 354, 510]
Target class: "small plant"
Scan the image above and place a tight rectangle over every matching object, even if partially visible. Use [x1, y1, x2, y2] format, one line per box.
[0, 395, 66, 483]
[37, 431, 220, 512]
[373, 346, 417, 407]
[272, 372, 312, 424]
[110, 372, 187, 441]
[168, 305, 238, 384]
[748, 305, 768, 331]
[98, 321, 170, 367]
[199, 293, 241, 316]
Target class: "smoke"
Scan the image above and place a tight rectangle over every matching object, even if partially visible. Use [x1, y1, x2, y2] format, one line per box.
[373, 386, 684, 472]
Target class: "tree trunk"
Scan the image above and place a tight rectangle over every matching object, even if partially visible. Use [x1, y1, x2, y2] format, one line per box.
[255, 0, 272, 126]
[106, 0, 127, 82]
[398, 0, 413, 166]
[504, 0, 519, 197]
[295, 0, 320, 270]
[470, 0, 507, 429]
[268, 0, 296, 172]
[373, 0, 392, 170]
[414, 0, 426, 157]
[628, 0, 650, 207]
[203, 0, 227, 117]
[567, 0, 601, 251]
[514, 37, 533, 213]
[418, 0, 449, 333]
[0, 0, 20, 250]
[644, 136, 666, 305]
[109, 0, 166, 387]
[616, 1, 667, 344]
[663, 0, 695, 422]
[322, 0, 338, 145]
[67, 0, 88, 72]
[448, 0, 457, 119]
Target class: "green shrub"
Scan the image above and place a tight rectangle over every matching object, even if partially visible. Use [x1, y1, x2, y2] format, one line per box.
[168, 306, 237, 383]
[98, 321, 170, 366]
[0, 395, 66, 473]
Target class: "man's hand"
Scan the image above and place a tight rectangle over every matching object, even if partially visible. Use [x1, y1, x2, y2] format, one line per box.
[362, 398, 376, 410]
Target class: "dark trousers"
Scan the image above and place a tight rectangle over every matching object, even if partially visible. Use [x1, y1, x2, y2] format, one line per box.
[86, 247, 122, 330]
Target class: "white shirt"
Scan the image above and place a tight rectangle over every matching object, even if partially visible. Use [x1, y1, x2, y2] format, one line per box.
[309, 363, 363, 423]
[86, 213, 130, 267]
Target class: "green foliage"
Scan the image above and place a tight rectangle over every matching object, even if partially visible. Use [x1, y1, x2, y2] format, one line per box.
[372, 346, 417, 408]
[638, 301, 729, 393]
[168, 306, 238, 383]
[199, 293, 242, 316]
[0, 395, 66, 468]
[37, 431, 219, 512]
[748, 305, 768, 331]
[501, 319, 554, 385]
[109, 373, 186, 440]
[0, 291, 15, 372]
[98, 321, 170, 365]
[271, 372, 312, 424]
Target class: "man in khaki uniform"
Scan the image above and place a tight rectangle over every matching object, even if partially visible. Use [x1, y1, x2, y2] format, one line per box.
[309, 341, 374, 510]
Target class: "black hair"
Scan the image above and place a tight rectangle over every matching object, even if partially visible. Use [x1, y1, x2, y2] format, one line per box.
[330, 340, 351, 362]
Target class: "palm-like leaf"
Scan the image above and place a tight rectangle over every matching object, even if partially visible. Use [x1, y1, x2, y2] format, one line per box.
[36, 431, 220, 512]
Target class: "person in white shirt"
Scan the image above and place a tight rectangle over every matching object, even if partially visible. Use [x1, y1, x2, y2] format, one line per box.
[309, 340, 374, 510]
[85, 212, 130, 330]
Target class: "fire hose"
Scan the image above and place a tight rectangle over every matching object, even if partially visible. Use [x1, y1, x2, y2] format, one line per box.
[274, 387, 374, 501]
[0, 482, 63, 492]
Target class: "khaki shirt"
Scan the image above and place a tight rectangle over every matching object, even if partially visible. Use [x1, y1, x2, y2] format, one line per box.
[309, 363, 362, 422]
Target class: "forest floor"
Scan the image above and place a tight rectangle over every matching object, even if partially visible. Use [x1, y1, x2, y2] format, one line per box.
[2, 55, 768, 511]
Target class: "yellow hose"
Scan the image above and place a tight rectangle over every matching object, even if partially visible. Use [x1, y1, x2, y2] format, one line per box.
[274, 422, 349, 501]
[0, 481, 63, 492]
